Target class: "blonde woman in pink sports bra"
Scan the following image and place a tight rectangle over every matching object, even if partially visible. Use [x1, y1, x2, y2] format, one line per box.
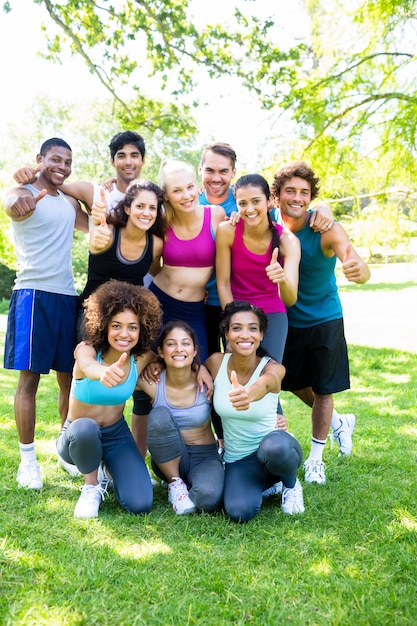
[149, 159, 226, 362]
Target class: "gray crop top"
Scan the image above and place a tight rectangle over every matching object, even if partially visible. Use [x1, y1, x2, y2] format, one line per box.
[153, 371, 211, 429]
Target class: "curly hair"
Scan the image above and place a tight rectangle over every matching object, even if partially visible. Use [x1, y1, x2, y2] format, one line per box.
[271, 161, 320, 201]
[108, 131, 145, 160]
[82, 280, 162, 356]
[108, 179, 167, 238]
[219, 300, 269, 358]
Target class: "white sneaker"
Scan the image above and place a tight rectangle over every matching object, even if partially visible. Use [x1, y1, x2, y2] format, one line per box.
[281, 479, 305, 515]
[148, 467, 158, 487]
[167, 477, 196, 515]
[74, 483, 107, 519]
[331, 413, 356, 456]
[17, 460, 43, 490]
[98, 461, 113, 491]
[57, 454, 81, 477]
[304, 458, 326, 484]
[262, 481, 283, 498]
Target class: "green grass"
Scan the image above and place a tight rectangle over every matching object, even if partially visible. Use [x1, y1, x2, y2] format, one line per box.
[1, 324, 417, 624]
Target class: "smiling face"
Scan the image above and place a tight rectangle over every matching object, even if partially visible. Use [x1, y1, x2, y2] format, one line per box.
[163, 168, 198, 214]
[225, 311, 263, 356]
[125, 189, 158, 231]
[199, 150, 236, 202]
[37, 146, 72, 188]
[107, 309, 140, 354]
[158, 326, 197, 369]
[275, 176, 312, 220]
[111, 143, 144, 185]
[235, 185, 272, 226]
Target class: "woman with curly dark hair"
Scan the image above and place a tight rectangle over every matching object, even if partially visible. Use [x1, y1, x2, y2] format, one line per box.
[57, 280, 162, 519]
[77, 178, 167, 460]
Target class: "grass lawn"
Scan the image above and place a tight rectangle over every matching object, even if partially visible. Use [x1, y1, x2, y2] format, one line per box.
[0, 267, 416, 625]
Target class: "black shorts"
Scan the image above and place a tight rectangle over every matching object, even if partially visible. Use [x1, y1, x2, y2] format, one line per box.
[282, 318, 350, 395]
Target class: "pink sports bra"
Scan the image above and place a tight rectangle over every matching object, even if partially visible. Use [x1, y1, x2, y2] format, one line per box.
[163, 205, 215, 268]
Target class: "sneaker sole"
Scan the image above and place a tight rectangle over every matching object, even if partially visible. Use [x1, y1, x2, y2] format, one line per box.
[17, 480, 43, 490]
[174, 505, 196, 515]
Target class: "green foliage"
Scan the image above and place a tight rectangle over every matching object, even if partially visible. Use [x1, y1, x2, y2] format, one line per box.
[256, 0, 417, 183]
[4, 0, 287, 139]
[71, 231, 89, 293]
[0, 265, 15, 300]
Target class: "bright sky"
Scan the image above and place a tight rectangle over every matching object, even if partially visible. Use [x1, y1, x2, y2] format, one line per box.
[0, 0, 309, 172]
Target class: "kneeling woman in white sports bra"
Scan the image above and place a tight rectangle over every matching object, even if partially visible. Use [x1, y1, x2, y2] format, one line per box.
[57, 280, 162, 519]
[205, 300, 305, 523]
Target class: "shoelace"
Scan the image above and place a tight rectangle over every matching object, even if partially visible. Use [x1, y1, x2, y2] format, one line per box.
[23, 463, 41, 478]
[81, 483, 108, 501]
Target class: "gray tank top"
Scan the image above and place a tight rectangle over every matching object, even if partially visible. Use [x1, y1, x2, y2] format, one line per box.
[153, 371, 211, 429]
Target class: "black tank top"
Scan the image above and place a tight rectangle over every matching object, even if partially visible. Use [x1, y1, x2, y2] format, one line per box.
[80, 226, 154, 301]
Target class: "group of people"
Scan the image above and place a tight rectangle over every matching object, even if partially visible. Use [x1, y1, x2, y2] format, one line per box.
[3, 131, 370, 523]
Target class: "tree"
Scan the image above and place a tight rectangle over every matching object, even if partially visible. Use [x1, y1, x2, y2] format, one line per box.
[250, 0, 417, 188]
[2, 0, 295, 139]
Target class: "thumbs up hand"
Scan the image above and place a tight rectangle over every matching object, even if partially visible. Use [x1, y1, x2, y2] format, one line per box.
[342, 243, 361, 282]
[228, 370, 250, 411]
[341, 242, 371, 283]
[100, 352, 128, 387]
[13, 162, 42, 185]
[91, 187, 108, 225]
[266, 247, 285, 284]
[8, 188, 47, 217]
[91, 212, 111, 249]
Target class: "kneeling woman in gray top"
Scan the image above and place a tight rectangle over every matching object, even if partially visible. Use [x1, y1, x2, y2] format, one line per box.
[137, 321, 224, 515]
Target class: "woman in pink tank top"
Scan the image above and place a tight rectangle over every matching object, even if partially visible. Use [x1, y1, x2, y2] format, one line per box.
[216, 173, 301, 369]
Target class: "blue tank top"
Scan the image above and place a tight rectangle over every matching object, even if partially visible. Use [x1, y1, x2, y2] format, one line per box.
[153, 371, 211, 429]
[72, 352, 137, 405]
[287, 222, 342, 328]
[213, 354, 279, 463]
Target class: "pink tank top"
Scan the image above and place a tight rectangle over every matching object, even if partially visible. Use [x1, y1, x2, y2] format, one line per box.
[230, 220, 286, 314]
[163, 205, 215, 268]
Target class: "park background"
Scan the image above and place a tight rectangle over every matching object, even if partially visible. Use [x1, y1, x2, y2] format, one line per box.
[0, 1, 416, 624]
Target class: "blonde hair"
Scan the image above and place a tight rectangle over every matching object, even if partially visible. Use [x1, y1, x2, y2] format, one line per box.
[158, 159, 197, 225]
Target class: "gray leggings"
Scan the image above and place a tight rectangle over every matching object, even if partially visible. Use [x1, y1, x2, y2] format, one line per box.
[57, 417, 153, 514]
[147, 406, 224, 512]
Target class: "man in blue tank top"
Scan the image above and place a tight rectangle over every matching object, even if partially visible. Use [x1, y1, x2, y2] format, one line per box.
[4, 138, 88, 490]
[272, 161, 370, 485]
[198, 142, 238, 355]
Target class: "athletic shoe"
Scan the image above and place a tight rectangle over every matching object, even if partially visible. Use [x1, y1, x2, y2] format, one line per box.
[148, 467, 158, 487]
[303, 458, 326, 484]
[167, 477, 196, 515]
[17, 460, 43, 490]
[74, 483, 108, 519]
[98, 461, 113, 491]
[331, 413, 356, 456]
[262, 481, 283, 498]
[57, 454, 81, 477]
[281, 479, 305, 515]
